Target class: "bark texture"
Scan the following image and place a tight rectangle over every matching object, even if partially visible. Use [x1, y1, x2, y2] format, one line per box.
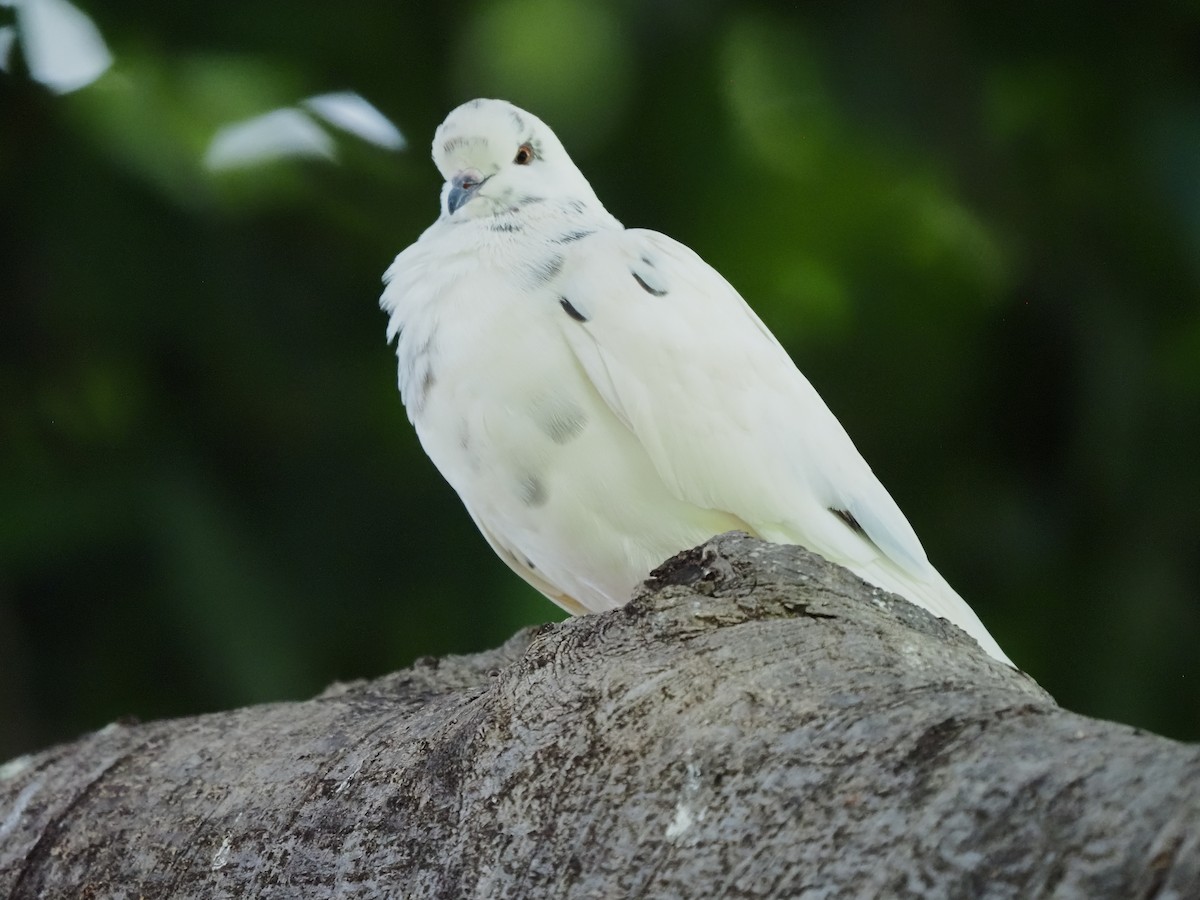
[1, 533, 1198, 898]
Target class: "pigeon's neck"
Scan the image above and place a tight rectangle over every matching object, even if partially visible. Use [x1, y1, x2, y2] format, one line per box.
[475, 194, 620, 239]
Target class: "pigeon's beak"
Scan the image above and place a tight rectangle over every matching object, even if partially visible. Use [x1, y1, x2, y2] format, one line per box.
[446, 170, 488, 215]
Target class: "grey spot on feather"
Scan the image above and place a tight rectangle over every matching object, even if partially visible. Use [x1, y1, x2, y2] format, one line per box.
[400, 333, 437, 415]
[537, 400, 587, 445]
[553, 229, 596, 245]
[528, 254, 565, 285]
[490, 221, 521, 233]
[641, 255, 655, 267]
[457, 429, 481, 472]
[831, 508, 866, 536]
[519, 475, 548, 508]
[632, 271, 667, 297]
[510, 110, 526, 132]
[559, 297, 588, 323]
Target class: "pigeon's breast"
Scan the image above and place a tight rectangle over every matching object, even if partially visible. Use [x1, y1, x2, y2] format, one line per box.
[405, 247, 599, 504]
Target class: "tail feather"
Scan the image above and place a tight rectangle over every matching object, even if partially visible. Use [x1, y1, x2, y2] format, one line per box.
[849, 557, 1013, 667]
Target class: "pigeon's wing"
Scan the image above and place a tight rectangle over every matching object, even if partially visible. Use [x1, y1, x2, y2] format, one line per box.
[553, 227, 932, 582]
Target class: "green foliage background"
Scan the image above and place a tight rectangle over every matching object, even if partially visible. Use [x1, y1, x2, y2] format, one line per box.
[2, 0, 1198, 759]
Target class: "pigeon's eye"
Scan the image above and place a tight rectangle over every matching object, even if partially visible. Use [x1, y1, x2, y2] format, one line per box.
[514, 143, 534, 165]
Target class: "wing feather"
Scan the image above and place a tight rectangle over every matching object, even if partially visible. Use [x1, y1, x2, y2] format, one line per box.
[555, 227, 931, 580]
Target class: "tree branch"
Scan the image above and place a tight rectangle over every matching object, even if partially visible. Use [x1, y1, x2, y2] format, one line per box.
[1, 533, 1197, 898]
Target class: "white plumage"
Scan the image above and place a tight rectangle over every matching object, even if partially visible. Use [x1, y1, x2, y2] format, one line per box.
[382, 98, 1013, 667]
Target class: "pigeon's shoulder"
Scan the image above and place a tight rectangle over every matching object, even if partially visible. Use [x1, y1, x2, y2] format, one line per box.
[380, 219, 463, 328]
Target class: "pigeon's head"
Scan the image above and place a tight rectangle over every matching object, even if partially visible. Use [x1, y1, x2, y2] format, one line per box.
[432, 99, 599, 220]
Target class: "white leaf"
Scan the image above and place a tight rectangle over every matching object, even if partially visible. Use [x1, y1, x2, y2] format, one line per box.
[0, 26, 16, 72]
[204, 107, 336, 171]
[16, 0, 112, 93]
[301, 91, 405, 150]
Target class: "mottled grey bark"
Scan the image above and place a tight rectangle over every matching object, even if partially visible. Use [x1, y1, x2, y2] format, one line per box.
[1, 533, 1197, 899]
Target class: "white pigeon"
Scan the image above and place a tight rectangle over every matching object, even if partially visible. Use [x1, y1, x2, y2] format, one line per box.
[381, 98, 1013, 667]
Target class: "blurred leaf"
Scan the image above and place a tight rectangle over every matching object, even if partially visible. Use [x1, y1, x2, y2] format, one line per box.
[302, 91, 405, 150]
[12, 0, 111, 93]
[0, 25, 15, 71]
[205, 107, 335, 170]
[721, 11, 837, 180]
